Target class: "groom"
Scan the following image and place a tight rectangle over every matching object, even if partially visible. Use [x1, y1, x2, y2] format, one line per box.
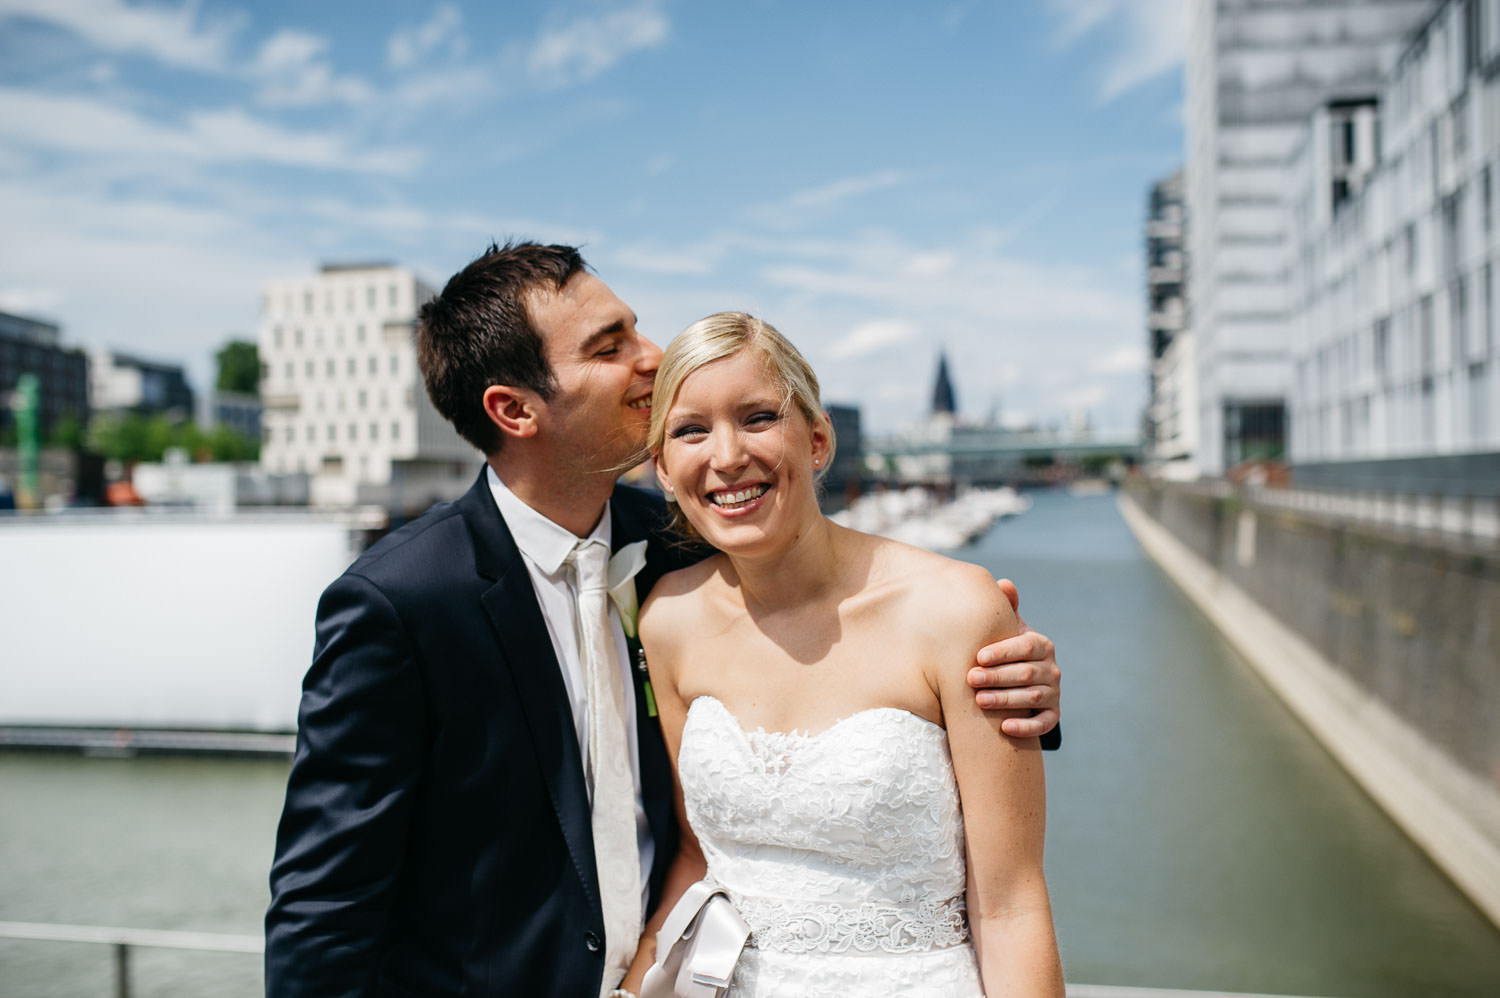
[264, 242, 1061, 998]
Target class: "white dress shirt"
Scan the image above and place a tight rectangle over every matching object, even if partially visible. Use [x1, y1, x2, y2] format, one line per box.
[486, 467, 654, 915]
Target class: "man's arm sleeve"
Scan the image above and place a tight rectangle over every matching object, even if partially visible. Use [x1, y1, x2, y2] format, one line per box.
[265, 573, 426, 998]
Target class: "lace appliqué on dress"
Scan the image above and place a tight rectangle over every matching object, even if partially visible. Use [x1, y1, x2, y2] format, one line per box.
[737, 894, 968, 955]
[678, 696, 986, 998]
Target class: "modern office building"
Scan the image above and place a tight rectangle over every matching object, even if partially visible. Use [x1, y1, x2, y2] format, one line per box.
[257, 262, 476, 511]
[1185, 0, 1438, 474]
[200, 390, 263, 443]
[1287, 0, 1500, 492]
[89, 348, 195, 417]
[1144, 169, 1198, 475]
[0, 310, 89, 438]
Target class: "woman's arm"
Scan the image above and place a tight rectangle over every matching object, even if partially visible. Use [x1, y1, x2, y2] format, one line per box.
[619, 583, 709, 992]
[927, 564, 1064, 998]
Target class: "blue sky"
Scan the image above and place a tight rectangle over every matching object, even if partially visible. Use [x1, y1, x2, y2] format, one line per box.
[0, 0, 1184, 435]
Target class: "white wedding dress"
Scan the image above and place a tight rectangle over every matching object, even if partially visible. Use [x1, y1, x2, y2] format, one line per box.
[678, 695, 985, 997]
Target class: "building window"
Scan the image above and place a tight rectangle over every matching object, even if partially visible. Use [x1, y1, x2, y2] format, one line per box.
[328, 423, 337, 442]
[305, 360, 315, 379]
[348, 422, 357, 442]
[390, 355, 399, 375]
[370, 422, 378, 441]
[357, 390, 367, 409]
[1483, 166, 1493, 235]
[274, 327, 283, 348]
[326, 359, 335, 377]
[357, 324, 366, 344]
[304, 291, 314, 314]
[306, 424, 315, 442]
[367, 286, 376, 309]
[294, 327, 303, 347]
[1470, 363, 1489, 440]
[392, 421, 401, 441]
[389, 283, 399, 307]
[347, 357, 356, 376]
[368, 356, 378, 375]
[285, 361, 294, 381]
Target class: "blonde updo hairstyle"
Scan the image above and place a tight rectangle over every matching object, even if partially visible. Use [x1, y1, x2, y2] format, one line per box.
[648, 312, 836, 539]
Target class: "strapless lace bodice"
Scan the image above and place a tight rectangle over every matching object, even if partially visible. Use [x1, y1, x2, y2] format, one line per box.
[678, 695, 984, 996]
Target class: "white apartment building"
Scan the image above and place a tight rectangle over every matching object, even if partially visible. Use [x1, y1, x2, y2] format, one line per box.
[1145, 170, 1198, 475]
[1186, 0, 1438, 475]
[1289, 0, 1500, 473]
[258, 263, 476, 511]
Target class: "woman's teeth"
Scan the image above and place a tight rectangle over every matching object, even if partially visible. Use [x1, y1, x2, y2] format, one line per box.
[709, 484, 769, 508]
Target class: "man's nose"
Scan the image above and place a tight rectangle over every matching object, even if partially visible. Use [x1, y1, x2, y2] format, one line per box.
[636, 335, 663, 374]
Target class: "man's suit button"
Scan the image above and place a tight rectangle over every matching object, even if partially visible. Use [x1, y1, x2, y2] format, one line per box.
[585, 931, 602, 953]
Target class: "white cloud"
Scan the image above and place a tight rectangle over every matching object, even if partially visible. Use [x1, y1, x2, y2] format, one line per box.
[0, 0, 241, 72]
[786, 170, 915, 210]
[0, 88, 419, 174]
[250, 29, 372, 107]
[388, 3, 465, 69]
[1089, 342, 1147, 375]
[1047, 0, 1186, 103]
[827, 319, 921, 361]
[0, 286, 65, 316]
[527, 2, 669, 87]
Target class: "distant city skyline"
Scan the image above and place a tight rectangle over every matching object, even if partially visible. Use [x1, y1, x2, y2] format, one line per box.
[0, 0, 1184, 434]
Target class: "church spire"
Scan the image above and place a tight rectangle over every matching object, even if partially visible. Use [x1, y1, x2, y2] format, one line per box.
[931, 350, 957, 416]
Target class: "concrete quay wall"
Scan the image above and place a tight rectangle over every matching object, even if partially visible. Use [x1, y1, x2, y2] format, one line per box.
[1119, 480, 1500, 927]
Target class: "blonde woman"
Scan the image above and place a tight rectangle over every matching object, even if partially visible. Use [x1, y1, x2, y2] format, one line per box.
[619, 313, 1062, 997]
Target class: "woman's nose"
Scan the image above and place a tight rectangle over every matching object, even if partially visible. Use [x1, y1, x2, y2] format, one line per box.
[708, 427, 749, 473]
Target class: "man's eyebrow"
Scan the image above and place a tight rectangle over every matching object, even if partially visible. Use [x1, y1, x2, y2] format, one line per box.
[578, 318, 627, 354]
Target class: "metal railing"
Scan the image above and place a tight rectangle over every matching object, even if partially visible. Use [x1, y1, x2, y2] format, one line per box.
[0, 921, 1338, 998]
[0, 920, 261, 998]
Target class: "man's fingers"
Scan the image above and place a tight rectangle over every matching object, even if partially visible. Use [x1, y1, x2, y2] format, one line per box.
[996, 577, 1020, 614]
[1000, 708, 1060, 739]
[975, 632, 1055, 669]
[972, 683, 1059, 711]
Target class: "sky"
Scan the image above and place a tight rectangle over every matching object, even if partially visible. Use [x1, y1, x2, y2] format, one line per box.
[0, 0, 1185, 436]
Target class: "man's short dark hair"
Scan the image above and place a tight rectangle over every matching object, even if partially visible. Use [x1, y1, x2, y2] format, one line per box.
[417, 241, 587, 454]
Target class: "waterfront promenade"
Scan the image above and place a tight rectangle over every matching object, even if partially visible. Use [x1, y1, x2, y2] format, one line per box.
[2, 491, 1498, 994]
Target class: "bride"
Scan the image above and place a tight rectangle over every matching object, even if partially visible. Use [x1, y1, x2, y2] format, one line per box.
[618, 313, 1063, 997]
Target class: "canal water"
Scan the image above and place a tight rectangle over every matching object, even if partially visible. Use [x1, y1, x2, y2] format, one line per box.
[2, 491, 1498, 995]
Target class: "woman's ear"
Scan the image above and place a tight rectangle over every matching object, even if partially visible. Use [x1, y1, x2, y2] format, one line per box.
[483, 385, 540, 441]
[654, 457, 676, 496]
[810, 412, 834, 471]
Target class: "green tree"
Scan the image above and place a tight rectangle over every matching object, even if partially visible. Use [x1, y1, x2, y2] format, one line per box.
[48, 411, 85, 450]
[215, 340, 260, 395]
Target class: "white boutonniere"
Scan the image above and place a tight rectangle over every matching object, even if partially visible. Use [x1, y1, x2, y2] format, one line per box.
[606, 540, 648, 639]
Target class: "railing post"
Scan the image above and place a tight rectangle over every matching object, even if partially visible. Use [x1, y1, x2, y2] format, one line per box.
[114, 941, 130, 998]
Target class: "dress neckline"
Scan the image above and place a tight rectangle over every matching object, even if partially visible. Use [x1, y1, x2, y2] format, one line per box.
[689, 693, 945, 743]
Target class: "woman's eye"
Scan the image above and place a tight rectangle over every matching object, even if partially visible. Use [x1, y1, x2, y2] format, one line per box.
[747, 411, 779, 427]
[670, 424, 707, 439]
[595, 345, 620, 357]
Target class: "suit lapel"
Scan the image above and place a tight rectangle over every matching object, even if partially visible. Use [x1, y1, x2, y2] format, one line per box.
[610, 487, 678, 895]
[462, 474, 601, 921]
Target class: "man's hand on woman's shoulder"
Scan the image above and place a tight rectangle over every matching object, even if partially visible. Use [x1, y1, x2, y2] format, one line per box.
[968, 578, 1061, 739]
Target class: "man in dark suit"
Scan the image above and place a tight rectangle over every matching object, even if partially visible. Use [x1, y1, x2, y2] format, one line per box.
[265, 242, 1061, 997]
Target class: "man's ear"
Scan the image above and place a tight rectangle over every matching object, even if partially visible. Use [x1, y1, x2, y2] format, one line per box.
[483, 385, 540, 441]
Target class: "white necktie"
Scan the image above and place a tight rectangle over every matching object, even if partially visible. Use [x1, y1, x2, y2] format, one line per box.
[569, 539, 643, 996]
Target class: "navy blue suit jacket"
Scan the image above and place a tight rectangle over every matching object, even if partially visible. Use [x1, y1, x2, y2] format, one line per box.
[265, 471, 694, 997]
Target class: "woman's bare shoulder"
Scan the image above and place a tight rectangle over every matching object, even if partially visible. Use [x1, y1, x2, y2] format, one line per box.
[870, 539, 1016, 641]
[640, 554, 729, 635]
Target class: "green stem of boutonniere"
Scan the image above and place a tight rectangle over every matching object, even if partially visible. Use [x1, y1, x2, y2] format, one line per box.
[627, 634, 657, 718]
